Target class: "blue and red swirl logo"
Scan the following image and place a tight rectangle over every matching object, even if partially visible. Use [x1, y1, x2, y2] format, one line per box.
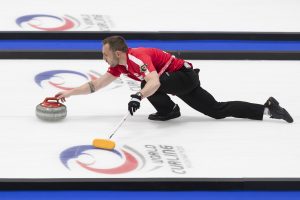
[34, 69, 122, 90]
[35, 70, 94, 90]
[60, 145, 146, 174]
[16, 14, 79, 31]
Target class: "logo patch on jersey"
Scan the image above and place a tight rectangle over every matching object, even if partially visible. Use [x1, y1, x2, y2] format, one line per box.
[140, 64, 148, 73]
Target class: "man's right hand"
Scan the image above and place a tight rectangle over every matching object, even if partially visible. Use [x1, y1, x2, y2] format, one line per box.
[55, 90, 73, 103]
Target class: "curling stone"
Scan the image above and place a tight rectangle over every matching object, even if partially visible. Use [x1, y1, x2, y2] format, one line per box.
[36, 97, 67, 121]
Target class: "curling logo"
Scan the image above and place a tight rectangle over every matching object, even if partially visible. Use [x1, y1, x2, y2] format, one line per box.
[16, 14, 79, 31]
[35, 70, 95, 90]
[34, 69, 139, 91]
[60, 145, 146, 174]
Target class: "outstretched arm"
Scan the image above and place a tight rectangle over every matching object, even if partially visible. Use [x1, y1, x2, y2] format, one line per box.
[55, 72, 117, 102]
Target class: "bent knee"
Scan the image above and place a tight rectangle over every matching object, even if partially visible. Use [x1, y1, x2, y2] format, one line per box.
[209, 113, 226, 119]
[206, 103, 228, 119]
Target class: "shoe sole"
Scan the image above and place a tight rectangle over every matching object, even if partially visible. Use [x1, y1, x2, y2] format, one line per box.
[148, 113, 181, 121]
[268, 97, 293, 123]
[283, 109, 294, 123]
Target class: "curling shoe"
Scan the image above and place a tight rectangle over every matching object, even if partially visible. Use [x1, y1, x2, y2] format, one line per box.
[265, 97, 293, 123]
[148, 104, 181, 121]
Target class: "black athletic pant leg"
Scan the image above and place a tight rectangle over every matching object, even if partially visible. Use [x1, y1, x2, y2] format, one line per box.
[177, 86, 265, 120]
[141, 67, 265, 120]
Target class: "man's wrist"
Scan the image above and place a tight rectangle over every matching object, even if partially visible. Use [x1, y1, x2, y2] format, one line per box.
[136, 92, 143, 99]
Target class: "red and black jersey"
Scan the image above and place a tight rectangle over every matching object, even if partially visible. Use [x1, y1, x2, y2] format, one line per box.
[107, 48, 190, 81]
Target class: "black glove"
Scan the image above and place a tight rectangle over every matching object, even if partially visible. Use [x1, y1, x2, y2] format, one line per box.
[128, 92, 142, 115]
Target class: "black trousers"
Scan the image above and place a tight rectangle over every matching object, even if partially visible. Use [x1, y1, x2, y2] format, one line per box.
[141, 67, 265, 120]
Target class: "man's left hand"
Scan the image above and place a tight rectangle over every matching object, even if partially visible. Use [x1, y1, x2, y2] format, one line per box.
[128, 93, 142, 115]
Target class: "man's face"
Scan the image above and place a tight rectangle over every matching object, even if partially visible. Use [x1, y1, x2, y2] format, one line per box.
[102, 44, 119, 67]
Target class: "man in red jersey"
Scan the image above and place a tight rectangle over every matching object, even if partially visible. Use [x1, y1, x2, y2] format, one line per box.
[56, 36, 293, 123]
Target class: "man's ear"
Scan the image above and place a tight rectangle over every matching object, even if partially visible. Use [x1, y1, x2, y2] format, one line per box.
[115, 50, 121, 58]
